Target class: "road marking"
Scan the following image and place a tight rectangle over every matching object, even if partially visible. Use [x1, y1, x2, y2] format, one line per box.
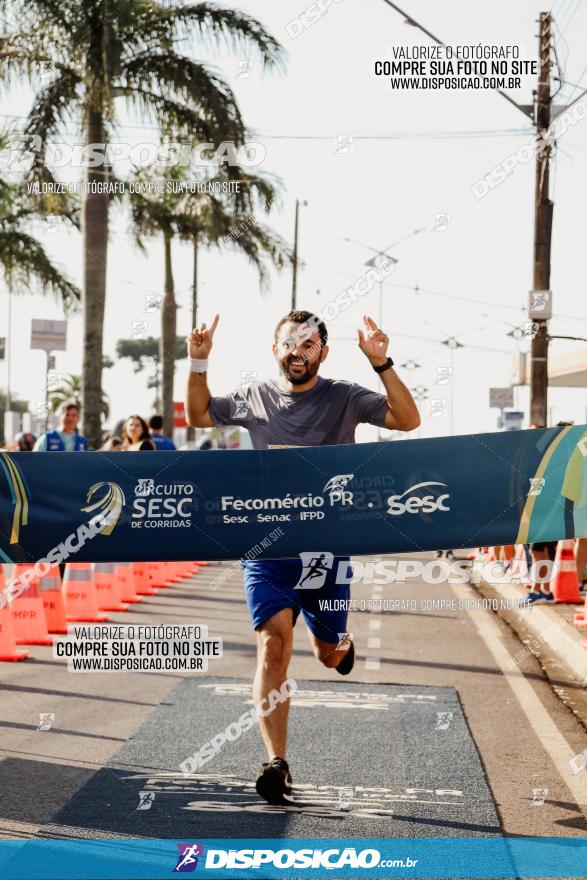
[449, 584, 587, 811]
[365, 658, 381, 670]
[369, 619, 382, 631]
[368, 637, 382, 649]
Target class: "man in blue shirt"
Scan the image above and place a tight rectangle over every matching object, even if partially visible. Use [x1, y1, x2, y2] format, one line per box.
[148, 415, 176, 450]
[33, 401, 89, 452]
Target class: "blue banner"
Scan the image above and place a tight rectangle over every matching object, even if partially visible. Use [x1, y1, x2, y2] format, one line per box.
[1, 425, 586, 563]
[0, 837, 586, 878]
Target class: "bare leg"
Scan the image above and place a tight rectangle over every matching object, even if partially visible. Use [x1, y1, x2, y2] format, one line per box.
[530, 547, 550, 592]
[307, 632, 347, 669]
[575, 538, 587, 586]
[253, 608, 293, 761]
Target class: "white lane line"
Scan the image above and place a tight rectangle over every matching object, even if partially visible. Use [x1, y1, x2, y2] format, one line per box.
[369, 619, 382, 631]
[367, 637, 382, 650]
[449, 583, 587, 810]
[365, 658, 381, 670]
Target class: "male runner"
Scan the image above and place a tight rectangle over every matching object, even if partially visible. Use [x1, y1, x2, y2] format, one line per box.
[185, 309, 420, 804]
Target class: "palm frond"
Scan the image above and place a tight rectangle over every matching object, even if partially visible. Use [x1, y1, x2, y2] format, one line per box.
[120, 53, 246, 143]
[161, 2, 286, 71]
[0, 228, 80, 308]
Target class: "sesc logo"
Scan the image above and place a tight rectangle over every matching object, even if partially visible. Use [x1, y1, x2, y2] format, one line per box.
[387, 481, 450, 516]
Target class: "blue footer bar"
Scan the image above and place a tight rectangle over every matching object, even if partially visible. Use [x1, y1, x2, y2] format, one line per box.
[0, 838, 586, 879]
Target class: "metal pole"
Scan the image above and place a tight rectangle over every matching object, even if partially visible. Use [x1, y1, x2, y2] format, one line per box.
[530, 11, 553, 427]
[450, 346, 455, 435]
[44, 350, 50, 430]
[6, 283, 11, 410]
[291, 199, 299, 310]
[187, 235, 199, 444]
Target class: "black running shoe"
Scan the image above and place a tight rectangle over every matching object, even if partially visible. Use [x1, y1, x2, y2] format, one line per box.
[255, 757, 292, 805]
[335, 640, 355, 675]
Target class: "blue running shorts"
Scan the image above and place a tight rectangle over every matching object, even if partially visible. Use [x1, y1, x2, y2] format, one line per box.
[242, 556, 352, 644]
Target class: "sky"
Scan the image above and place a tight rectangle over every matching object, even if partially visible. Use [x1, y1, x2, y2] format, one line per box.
[1, 0, 587, 442]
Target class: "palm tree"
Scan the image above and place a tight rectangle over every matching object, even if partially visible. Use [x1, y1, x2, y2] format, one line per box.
[0, 1, 285, 446]
[129, 162, 290, 434]
[0, 135, 79, 308]
[50, 373, 109, 420]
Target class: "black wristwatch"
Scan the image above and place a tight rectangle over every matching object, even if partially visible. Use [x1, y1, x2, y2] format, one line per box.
[372, 356, 394, 374]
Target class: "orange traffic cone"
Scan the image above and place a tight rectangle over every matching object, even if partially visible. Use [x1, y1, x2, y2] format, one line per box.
[147, 562, 172, 589]
[93, 563, 129, 612]
[132, 563, 157, 596]
[9, 564, 54, 645]
[114, 563, 142, 604]
[63, 563, 109, 622]
[0, 566, 29, 661]
[551, 540, 582, 604]
[38, 565, 68, 634]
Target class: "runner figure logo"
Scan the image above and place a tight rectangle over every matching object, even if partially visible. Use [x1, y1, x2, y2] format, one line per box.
[337, 632, 353, 652]
[231, 392, 250, 419]
[136, 791, 155, 811]
[532, 787, 548, 806]
[174, 843, 204, 872]
[294, 551, 334, 589]
[135, 479, 155, 497]
[37, 712, 55, 731]
[435, 711, 453, 731]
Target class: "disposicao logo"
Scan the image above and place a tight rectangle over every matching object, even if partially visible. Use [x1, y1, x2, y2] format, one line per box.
[81, 481, 125, 535]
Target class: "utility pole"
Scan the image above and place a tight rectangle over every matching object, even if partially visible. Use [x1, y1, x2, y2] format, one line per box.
[291, 199, 307, 310]
[530, 11, 553, 427]
[186, 234, 199, 445]
[380, 2, 561, 429]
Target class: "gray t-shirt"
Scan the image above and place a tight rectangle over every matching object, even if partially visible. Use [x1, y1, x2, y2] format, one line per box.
[209, 376, 389, 449]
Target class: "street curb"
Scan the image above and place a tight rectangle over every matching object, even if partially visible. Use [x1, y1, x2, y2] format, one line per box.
[477, 578, 587, 686]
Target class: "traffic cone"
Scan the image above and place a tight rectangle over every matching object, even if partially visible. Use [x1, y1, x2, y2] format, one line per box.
[0, 566, 29, 661]
[9, 564, 54, 645]
[93, 563, 129, 612]
[38, 565, 68, 634]
[114, 563, 142, 604]
[63, 563, 109, 622]
[551, 540, 582, 604]
[132, 563, 157, 596]
[147, 562, 173, 589]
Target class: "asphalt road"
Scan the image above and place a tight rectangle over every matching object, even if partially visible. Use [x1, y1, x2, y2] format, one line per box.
[0, 553, 586, 843]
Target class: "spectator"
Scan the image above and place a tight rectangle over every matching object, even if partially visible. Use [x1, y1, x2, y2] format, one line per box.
[33, 401, 89, 452]
[148, 414, 176, 450]
[14, 432, 36, 451]
[122, 415, 155, 451]
[100, 435, 123, 451]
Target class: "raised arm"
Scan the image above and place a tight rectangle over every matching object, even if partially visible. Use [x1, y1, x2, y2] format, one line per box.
[185, 315, 219, 429]
[358, 315, 421, 432]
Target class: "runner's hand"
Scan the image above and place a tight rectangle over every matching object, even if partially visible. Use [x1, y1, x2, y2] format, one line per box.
[357, 315, 389, 366]
[188, 315, 219, 359]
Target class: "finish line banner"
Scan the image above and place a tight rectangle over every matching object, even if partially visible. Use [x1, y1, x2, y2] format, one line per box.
[1, 425, 586, 564]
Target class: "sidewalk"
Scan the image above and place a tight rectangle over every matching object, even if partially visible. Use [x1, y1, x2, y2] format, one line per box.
[475, 570, 587, 687]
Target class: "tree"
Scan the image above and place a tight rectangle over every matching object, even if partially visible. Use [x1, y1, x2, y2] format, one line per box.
[50, 373, 109, 420]
[0, 1, 285, 446]
[129, 162, 290, 434]
[0, 134, 79, 308]
[116, 335, 187, 412]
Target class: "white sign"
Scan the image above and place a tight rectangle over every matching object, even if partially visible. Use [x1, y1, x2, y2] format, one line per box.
[529, 290, 552, 320]
[489, 387, 514, 409]
[31, 319, 67, 352]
